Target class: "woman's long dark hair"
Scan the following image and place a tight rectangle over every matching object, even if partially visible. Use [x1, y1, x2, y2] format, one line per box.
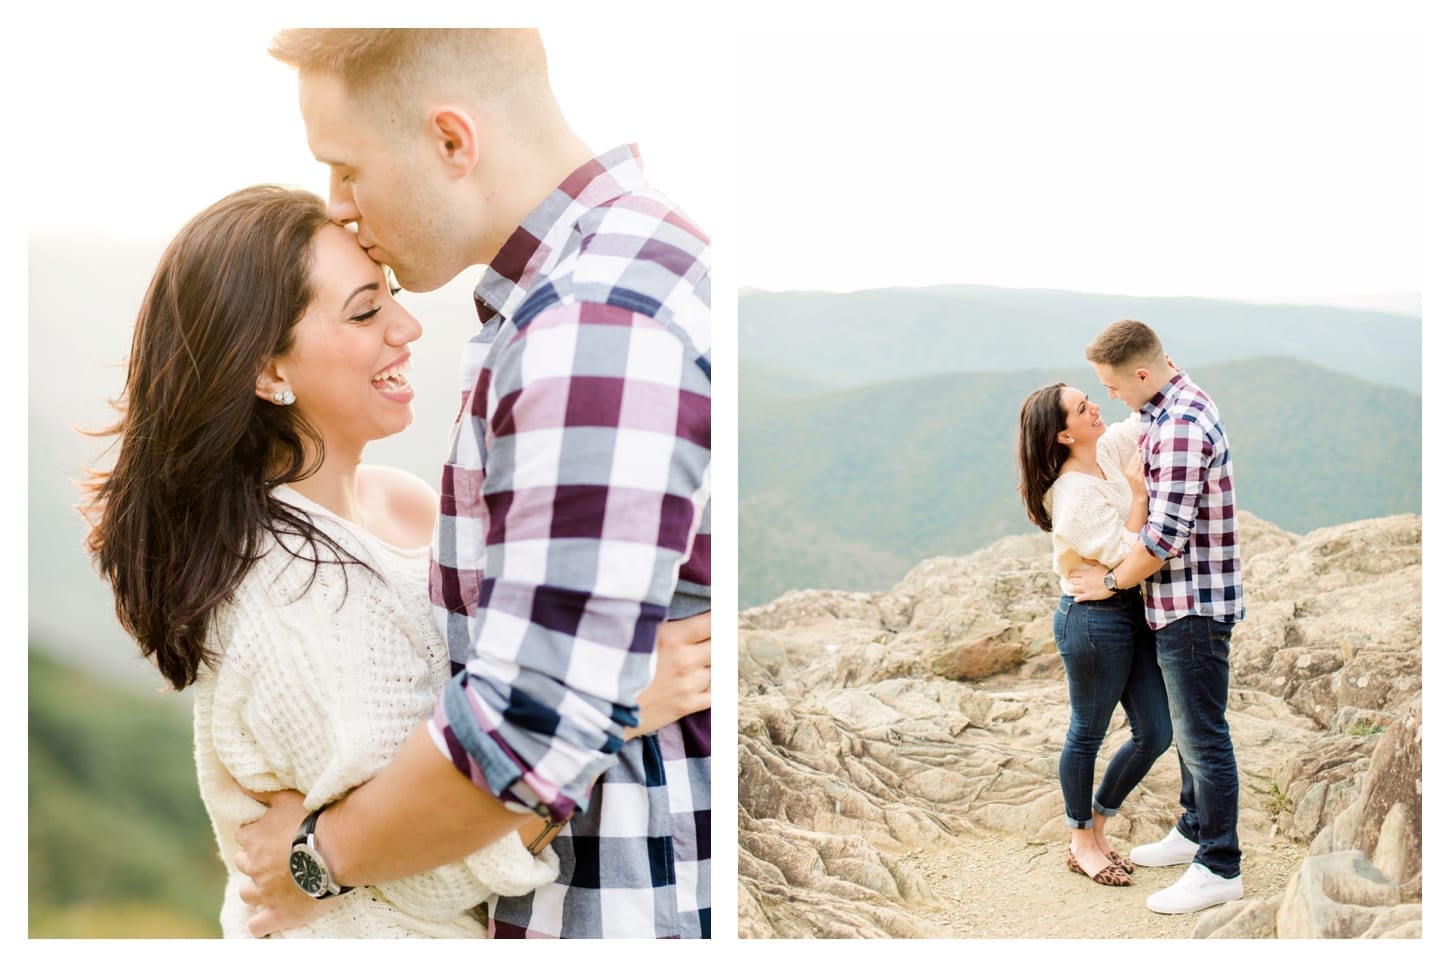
[83, 185, 352, 691]
[1016, 382, 1069, 533]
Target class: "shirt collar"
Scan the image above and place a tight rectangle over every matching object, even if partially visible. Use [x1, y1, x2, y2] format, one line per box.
[473, 144, 646, 331]
[1141, 370, 1189, 419]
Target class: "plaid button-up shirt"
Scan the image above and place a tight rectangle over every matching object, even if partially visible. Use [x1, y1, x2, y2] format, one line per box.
[425, 145, 711, 938]
[1136, 371, 1244, 630]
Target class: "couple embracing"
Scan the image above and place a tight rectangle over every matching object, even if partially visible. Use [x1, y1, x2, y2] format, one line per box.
[1016, 320, 1244, 916]
[85, 29, 710, 939]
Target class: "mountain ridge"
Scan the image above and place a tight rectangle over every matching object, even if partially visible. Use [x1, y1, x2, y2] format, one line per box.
[740, 285, 1421, 394]
[740, 355, 1421, 608]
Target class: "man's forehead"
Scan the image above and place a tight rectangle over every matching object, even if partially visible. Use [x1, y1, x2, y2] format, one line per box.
[298, 72, 357, 153]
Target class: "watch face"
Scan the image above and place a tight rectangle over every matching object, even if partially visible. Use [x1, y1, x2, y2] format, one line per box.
[290, 847, 326, 897]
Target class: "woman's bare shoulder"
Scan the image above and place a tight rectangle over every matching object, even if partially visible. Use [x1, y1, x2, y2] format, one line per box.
[356, 464, 439, 548]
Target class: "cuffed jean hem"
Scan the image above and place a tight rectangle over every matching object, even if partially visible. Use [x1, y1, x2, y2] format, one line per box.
[1054, 593, 1172, 832]
[1064, 799, 1120, 829]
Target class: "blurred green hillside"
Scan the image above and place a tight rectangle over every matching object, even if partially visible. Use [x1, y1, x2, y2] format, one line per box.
[740, 356, 1421, 608]
[29, 648, 224, 938]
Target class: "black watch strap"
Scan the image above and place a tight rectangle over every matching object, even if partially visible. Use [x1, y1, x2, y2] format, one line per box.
[292, 807, 321, 847]
[293, 806, 353, 896]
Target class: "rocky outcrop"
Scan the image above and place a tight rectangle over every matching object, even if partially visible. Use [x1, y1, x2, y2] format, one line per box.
[1231, 516, 1422, 728]
[738, 513, 1422, 939]
[1192, 697, 1422, 939]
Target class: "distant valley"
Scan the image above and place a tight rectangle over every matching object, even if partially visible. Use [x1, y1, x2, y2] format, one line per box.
[740, 285, 1420, 608]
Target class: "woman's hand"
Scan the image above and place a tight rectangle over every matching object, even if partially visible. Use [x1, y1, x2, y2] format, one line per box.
[1125, 452, 1150, 531]
[627, 611, 711, 741]
[1126, 456, 1148, 505]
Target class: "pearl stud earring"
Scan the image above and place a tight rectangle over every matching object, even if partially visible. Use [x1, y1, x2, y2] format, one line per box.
[273, 389, 296, 405]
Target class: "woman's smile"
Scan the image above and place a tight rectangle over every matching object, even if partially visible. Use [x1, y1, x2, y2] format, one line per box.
[371, 353, 415, 403]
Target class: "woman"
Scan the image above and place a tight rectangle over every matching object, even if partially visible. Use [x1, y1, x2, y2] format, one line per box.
[84, 185, 556, 937]
[1016, 383, 1173, 887]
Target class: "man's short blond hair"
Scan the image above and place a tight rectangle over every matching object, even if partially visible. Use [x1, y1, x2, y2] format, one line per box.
[1085, 318, 1164, 370]
[269, 28, 549, 129]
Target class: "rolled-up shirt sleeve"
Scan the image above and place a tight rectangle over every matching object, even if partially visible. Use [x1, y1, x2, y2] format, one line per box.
[429, 300, 710, 821]
[1140, 415, 1211, 561]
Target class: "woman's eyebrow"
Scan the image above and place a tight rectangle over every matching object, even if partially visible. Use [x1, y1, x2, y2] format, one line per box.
[341, 281, 380, 310]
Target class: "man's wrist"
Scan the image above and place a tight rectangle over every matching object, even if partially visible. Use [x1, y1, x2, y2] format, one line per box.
[290, 806, 353, 898]
[311, 803, 355, 890]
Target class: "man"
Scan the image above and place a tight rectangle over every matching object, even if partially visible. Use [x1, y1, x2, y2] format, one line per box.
[1068, 319, 1244, 915]
[234, 29, 712, 939]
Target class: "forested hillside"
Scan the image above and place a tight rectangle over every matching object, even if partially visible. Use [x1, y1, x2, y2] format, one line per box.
[29, 648, 224, 938]
[740, 357, 1420, 607]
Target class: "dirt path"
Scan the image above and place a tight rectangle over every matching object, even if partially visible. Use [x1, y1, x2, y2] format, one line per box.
[895, 829, 1307, 939]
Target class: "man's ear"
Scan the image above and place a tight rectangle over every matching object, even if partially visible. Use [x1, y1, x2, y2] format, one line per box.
[430, 106, 480, 176]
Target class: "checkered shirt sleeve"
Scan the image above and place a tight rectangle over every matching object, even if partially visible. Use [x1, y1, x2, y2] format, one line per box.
[436, 302, 709, 818]
[1137, 373, 1244, 629]
[426, 146, 711, 827]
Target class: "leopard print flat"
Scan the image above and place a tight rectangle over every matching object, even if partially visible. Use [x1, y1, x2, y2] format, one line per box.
[1066, 846, 1133, 886]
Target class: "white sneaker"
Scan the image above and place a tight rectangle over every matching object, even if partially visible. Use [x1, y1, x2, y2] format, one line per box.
[1147, 862, 1244, 914]
[1129, 826, 1199, 867]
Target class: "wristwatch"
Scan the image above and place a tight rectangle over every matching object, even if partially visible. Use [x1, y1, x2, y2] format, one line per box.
[289, 807, 353, 899]
[1103, 570, 1119, 592]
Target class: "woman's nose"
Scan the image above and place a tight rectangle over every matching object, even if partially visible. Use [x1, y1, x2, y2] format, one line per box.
[389, 307, 423, 344]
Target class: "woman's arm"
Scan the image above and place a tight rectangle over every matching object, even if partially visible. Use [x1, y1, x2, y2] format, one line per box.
[1053, 478, 1140, 573]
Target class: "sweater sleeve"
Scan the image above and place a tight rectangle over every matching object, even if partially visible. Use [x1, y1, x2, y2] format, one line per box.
[1051, 476, 1139, 570]
[1098, 414, 1142, 477]
[204, 538, 556, 925]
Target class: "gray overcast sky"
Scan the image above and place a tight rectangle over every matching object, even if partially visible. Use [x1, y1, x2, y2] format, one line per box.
[738, 28, 1421, 303]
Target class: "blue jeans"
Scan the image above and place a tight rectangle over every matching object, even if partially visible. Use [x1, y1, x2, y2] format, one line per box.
[1052, 592, 1173, 829]
[1155, 615, 1241, 878]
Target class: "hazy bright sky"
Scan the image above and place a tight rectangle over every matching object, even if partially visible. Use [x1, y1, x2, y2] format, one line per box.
[19, 9, 1433, 308]
[23, 21, 726, 248]
[739, 28, 1423, 303]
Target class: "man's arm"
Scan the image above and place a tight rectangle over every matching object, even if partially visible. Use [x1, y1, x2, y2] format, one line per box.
[432, 304, 711, 820]
[1071, 413, 1211, 601]
[236, 725, 532, 937]
[233, 611, 710, 935]
[1069, 542, 1167, 601]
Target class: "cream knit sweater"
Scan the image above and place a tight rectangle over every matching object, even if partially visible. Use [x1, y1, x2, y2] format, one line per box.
[1043, 415, 1143, 595]
[193, 485, 557, 938]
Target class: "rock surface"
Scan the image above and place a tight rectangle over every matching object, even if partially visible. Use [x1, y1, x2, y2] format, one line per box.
[737, 513, 1422, 939]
